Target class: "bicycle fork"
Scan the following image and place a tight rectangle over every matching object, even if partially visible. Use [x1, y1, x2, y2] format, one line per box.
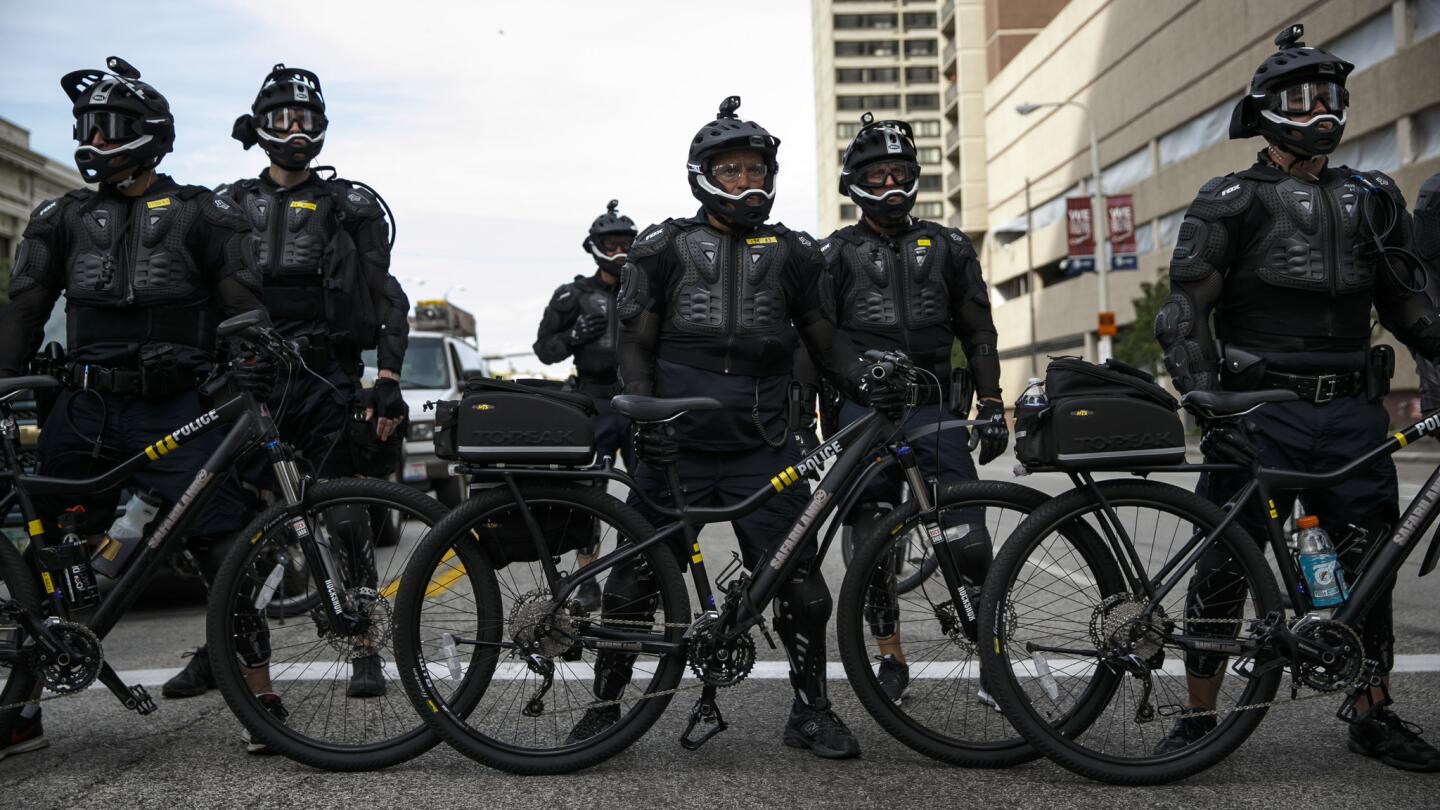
[895, 445, 980, 641]
[267, 443, 363, 637]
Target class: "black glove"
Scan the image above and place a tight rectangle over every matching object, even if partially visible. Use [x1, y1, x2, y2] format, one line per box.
[371, 377, 409, 421]
[1200, 421, 1258, 466]
[233, 350, 276, 398]
[968, 399, 1010, 465]
[567, 314, 607, 346]
[634, 421, 678, 466]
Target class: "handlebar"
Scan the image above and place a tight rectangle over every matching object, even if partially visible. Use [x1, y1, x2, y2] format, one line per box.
[862, 349, 917, 385]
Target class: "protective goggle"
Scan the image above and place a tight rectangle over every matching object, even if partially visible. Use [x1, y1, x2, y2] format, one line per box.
[596, 235, 634, 254]
[711, 161, 769, 184]
[74, 110, 143, 144]
[261, 106, 326, 135]
[856, 160, 920, 189]
[1270, 81, 1347, 116]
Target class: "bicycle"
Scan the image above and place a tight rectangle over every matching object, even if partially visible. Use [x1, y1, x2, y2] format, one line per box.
[978, 387, 1440, 784]
[391, 350, 1039, 773]
[0, 312, 454, 771]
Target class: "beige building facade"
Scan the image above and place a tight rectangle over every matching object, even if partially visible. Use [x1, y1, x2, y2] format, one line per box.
[0, 117, 82, 277]
[811, 0, 950, 236]
[976, 0, 1440, 407]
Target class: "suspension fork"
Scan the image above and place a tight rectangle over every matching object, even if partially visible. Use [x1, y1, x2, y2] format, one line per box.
[265, 433, 358, 635]
[895, 443, 979, 635]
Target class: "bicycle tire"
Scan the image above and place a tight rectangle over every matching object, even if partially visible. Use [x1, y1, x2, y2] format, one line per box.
[838, 480, 1081, 767]
[394, 482, 689, 775]
[0, 532, 41, 716]
[207, 477, 450, 771]
[980, 479, 1283, 785]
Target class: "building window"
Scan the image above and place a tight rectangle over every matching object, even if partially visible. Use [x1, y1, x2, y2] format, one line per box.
[1158, 98, 1231, 167]
[1412, 103, 1440, 162]
[905, 66, 938, 83]
[1330, 123, 1399, 173]
[914, 201, 944, 218]
[902, 12, 937, 30]
[1321, 10, 1396, 75]
[838, 94, 901, 110]
[836, 68, 866, 84]
[835, 40, 898, 57]
[904, 39, 938, 57]
[837, 67, 899, 83]
[871, 67, 899, 82]
[913, 120, 941, 137]
[835, 13, 898, 30]
[840, 204, 858, 220]
[916, 146, 942, 164]
[838, 122, 862, 139]
[907, 93, 940, 111]
[1418, 0, 1440, 42]
[918, 175, 942, 191]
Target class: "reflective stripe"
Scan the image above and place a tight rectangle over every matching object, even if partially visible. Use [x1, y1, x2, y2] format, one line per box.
[27, 519, 43, 537]
[1395, 432, 1409, 448]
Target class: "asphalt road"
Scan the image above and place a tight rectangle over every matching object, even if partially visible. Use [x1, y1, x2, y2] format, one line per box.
[5, 452, 1440, 809]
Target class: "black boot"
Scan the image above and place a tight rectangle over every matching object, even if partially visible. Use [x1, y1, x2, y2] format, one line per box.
[783, 699, 861, 759]
[163, 646, 215, 699]
[1153, 707, 1217, 755]
[1349, 707, 1440, 772]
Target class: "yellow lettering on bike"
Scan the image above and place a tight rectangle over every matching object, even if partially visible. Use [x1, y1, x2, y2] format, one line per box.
[40, 571, 55, 594]
[1267, 499, 1278, 519]
[1395, 432, 1409, 448]
[27, 520, 43, 537]
[145, 445, 160, 461]
[164, 435, 178, 451]
[770, 476, 784, 493]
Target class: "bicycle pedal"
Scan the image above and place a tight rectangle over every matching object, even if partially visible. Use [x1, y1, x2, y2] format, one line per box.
[128, 685, 157, 715]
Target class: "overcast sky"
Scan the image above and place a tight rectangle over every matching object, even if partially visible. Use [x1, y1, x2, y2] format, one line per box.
[1, 0, 820, 375]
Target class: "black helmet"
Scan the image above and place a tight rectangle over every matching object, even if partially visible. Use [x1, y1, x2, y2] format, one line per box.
[232, 64, 328, 169]
[1229, 23, 1353, 156]
[686, 96, 781, 229]
[583, 199, 637, 273]
[61, 56, 175, 188]
[838, 113, 920, 228]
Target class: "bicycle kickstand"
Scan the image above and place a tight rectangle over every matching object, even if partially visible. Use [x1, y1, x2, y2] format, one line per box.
[679, 684, 728, 751]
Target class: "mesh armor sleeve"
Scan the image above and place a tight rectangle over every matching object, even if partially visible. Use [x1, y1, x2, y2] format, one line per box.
[0, 199, 68, 375]
[618, 307, 660, 396]
[1154, 176, 1249, 393]
[944, 233, 1001, 400]
[533, 282, 580, 365]
[347, 208, 408, 373]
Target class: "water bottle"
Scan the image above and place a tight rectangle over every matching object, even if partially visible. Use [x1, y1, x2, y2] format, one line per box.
[92, 491, 161, 579]
[1295, 515, 1347, 608]
[1012, 378, 1048, 475]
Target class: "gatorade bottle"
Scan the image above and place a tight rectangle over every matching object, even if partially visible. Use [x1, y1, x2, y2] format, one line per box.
[1295, 515, 1347, 608]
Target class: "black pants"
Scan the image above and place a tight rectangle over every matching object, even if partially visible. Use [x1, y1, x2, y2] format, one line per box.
[1190, 394, 1398, 676]
[592, 395, 635, 471]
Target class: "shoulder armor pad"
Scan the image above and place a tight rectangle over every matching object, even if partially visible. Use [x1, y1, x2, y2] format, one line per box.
[329, 180, 382, 218]
[938, 225, 974, 251]
[550, 280, 582, 311]
[785, 228, 820, 259]
[629, 221, 674, 258]
[214, 177, 256, 202]
[817, 236, 838, 267]
[1356, 170, 1406, 208]
[1189, 174, 1253, 220]
[23, 192, 83, 237]
[198, 191, 247, 229]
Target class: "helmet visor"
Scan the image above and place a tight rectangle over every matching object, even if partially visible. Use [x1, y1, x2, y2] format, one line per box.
[261, 106, 325, 136]
[75, 111, 142, 144]
[856, 160, 920, 190]
[1271, 81, 1346, 116]
[598, 235, 634, 255]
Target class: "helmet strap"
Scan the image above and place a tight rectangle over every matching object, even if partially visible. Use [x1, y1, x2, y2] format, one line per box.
[1265, 141, 1325, 181]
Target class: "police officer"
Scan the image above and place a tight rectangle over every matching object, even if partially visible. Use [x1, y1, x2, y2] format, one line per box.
[1153, 25, 1440, 770]
[533, 200, 638, 609]
[1410, 173, 1440, 411]
[567, 97, 895, 759]
[161, 64, 410, 702]
[821, 113, 1008, 706]
[0, 57, 272, 760]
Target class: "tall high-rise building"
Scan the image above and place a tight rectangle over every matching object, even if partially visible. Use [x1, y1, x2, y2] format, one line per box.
[812, 0, 949, 236]
[0, 117, 81, 279]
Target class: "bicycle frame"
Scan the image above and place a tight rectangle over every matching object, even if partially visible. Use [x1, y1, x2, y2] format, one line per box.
[1063, 406, 1440, 647]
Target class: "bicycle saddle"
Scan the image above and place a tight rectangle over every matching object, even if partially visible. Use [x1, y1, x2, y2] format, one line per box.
[1181, 389, 1298, 418]
[0, 375, 60, 398]
[611, 394, 722, 422]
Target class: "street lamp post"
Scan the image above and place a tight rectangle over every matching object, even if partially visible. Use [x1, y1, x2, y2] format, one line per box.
[1016, 100, 1113, 362]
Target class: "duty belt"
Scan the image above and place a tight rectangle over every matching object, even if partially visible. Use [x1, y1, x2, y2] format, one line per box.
[61, 363, 202, 398]
[1257, 369, 1362, 403]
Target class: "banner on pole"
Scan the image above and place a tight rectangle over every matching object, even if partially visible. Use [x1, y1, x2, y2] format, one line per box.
[1064, 197, 1094, 275]
[1107, 194, 1137, 271]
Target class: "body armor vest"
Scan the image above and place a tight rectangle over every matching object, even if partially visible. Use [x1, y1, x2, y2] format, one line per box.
[834, 223, 952, 367]
[1218, 174, 1375, 351]
[571, 276, 619, 378]
[65, 189, 204, 308]
[228, 178, 338, 324]
[670, 223, 791, 338]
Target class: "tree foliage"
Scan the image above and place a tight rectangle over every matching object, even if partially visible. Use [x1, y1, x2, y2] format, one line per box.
[1115, 269, 1169, 377]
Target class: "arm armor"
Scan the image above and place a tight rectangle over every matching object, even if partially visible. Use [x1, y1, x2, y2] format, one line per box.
[0, 198, 68, 375]
[944, 229, 1001, 399]
[533, 282, 580, 365]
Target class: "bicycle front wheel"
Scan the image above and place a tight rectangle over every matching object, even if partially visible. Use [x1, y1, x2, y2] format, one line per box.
[980, 479, 1283, 785]
[394, 482, 689, 775]
[207, 477, 449, 771]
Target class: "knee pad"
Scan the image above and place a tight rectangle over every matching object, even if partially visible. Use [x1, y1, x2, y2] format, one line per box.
[774, 569, 832, 643]
[863, 559, 899, 639]
[232, 607, 271, 668]
[601, 555, 659, 619]
[938, 523, 992, 586]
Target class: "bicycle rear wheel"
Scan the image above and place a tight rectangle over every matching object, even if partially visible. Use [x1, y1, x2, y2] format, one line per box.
[207, 478, 450, 771]
[980, 479, 1283, 785]
[394, 482, 689, 775]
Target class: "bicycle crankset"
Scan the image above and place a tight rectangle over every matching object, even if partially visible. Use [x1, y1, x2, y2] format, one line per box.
[1292, 618, 1364, 692]
[35, 620, 102, 694]
[687, 628, 757, 687]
